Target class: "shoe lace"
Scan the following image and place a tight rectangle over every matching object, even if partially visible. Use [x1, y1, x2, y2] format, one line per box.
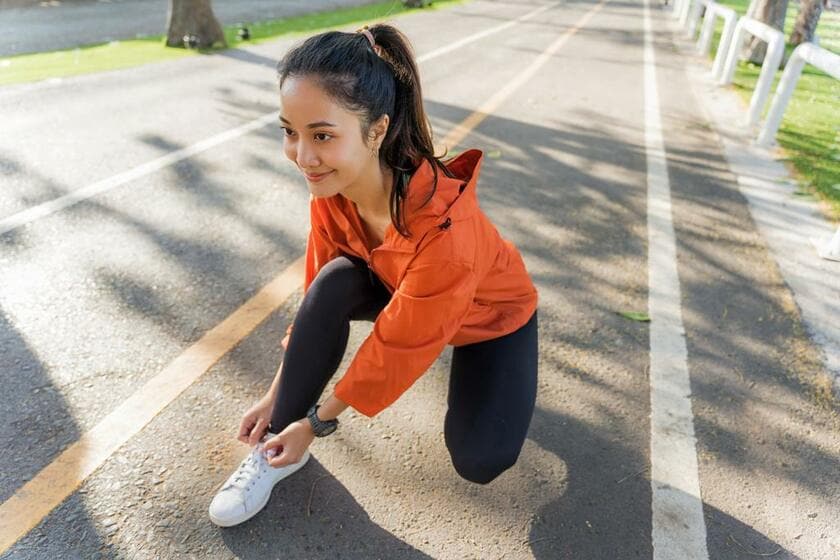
[229, 445, 268, 491]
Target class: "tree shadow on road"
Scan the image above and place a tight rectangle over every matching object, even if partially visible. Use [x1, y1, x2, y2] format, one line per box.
[0, 309, 113, 559]
[0, 310, 77, 505]
[217, 48, 279, 71]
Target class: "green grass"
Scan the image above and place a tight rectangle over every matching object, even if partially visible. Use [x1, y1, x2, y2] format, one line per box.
[707, 0, 840, 218]
[0, 0, 463, 87]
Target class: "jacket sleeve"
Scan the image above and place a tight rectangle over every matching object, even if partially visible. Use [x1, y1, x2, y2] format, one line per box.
[333, 259, 478, 417]
[281, 200, 340, 350]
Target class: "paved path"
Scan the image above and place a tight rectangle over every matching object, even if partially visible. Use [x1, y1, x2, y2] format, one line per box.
[1, 0, 838, 558]
[0, 0, 385, 56]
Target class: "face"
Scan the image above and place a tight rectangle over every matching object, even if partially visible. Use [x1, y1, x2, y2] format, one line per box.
[279, 75, 388, 198]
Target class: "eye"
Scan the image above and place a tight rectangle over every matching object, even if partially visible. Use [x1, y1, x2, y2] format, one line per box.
[281, 127, 295, 137]
[314, 132, 332, 142]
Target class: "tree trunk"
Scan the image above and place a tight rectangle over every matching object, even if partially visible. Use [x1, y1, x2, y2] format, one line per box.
[166, 0, 227, 49]
[789, 0, 825, 46]
[742, 0, 789, 64]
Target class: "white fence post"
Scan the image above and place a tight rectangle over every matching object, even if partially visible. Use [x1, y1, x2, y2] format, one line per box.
[696, 1, 717, 51]
[679, 0, 693, 28]
[696, 3, 738, 78]
[720, 17, 786, 128]
[709, 6, 738, 81]
[687, 0, 712, 39]
[757, 43, 840, 145]
[673, 0, 687, 20]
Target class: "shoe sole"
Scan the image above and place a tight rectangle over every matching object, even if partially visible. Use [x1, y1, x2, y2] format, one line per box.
[209, 449, 311, 527]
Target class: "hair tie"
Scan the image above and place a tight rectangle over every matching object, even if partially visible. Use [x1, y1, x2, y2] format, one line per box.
[357, 26, 383, 56]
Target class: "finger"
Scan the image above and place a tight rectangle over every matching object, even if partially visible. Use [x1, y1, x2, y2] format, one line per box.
[248, 418, 268, 447]
[237, 418, 255, 443]
[262, 434, 282, 453]
[268, 449, 296, 468]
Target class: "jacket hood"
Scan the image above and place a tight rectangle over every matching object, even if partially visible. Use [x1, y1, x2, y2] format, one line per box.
[399, 148, 484, 241]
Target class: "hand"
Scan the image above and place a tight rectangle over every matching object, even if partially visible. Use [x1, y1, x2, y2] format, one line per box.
[263, 419, 314, 468]
[237, 392, 275, 446]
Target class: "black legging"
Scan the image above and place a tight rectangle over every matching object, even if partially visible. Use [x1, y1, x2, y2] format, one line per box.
[270, 255, 539, 485]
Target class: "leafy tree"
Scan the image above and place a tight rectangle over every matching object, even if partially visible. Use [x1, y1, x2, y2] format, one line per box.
[166, 0, 226, 49]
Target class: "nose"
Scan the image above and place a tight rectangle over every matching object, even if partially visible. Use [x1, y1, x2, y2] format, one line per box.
[295, 142, 320, 170]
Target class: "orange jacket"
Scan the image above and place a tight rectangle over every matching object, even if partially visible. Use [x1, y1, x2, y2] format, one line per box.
[283, 149, 538, 417]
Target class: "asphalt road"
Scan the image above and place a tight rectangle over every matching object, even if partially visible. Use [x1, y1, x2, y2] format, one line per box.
[0, 0, 386, 56]
[1, 0, 838, 558]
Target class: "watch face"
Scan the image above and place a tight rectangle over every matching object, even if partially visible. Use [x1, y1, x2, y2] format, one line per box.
[319, 422, 337, 437]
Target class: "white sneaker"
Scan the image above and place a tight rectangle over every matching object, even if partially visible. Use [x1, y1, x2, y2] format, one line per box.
[208, 435, 311, 527]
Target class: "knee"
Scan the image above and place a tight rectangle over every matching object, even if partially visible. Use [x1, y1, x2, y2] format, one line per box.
[450, 450, 518, 485]
[304, 257, 367, 306]
[312, 256, 361, 285]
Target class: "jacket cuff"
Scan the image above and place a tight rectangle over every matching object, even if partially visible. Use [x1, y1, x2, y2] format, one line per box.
[333, 380, 385, 418]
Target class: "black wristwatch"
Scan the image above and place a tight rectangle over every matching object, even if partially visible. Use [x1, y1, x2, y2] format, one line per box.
[307, 404, 339, 437]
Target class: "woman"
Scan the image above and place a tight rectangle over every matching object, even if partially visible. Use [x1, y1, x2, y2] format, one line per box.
[209, 23, 538, 528]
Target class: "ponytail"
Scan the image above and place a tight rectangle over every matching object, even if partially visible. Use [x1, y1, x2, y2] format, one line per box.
[276, 23, 455, 238]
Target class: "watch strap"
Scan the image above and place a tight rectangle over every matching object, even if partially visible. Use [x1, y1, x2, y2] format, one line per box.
[307, 404, 338, 437]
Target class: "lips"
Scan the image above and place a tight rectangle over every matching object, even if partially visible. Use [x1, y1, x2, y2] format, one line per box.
[304, 171, 333, 182]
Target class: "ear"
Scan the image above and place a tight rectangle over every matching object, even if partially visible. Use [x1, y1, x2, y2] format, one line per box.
[368, 114, 390, 148]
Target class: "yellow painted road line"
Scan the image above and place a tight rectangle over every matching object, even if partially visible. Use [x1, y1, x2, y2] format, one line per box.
[0, 0, 607, 553]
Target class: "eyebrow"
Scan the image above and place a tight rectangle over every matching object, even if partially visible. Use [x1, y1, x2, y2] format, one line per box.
[279, 116, 337, 129]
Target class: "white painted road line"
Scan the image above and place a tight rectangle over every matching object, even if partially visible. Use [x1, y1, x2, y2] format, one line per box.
[415, 1, 559, 63]
[0, 113, 279, 236]
[0, 1, 561, 237]
[643, 0, 710, 559]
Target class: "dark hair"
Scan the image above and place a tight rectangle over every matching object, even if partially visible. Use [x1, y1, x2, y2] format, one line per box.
[276, 24, 456, 238]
